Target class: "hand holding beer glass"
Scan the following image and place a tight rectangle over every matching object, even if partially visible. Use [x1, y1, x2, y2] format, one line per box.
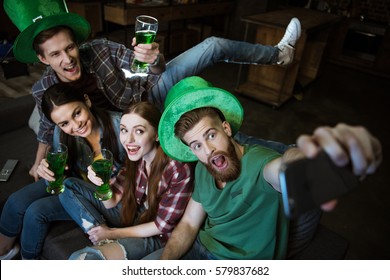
[130, 15, 158, 74]
[88, 149, 113, 201]
[46, 143, 68, 195]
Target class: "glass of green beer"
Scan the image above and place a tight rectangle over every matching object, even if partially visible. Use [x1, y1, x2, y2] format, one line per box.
[90, 149, 113, 201]
[130, 15, 158, 74]
[46, 143, 68, 195]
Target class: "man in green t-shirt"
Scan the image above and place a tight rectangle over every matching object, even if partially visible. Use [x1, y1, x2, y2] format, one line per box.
[154, 76, 382, 260]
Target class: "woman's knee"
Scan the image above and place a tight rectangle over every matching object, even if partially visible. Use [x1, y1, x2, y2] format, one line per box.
[24, 202, 47, 223]
[63, 177, 85, 192]
[69, 246, 107, 260]
[5, 182, 45, 213]
[4, 192, 24, 213]
[61, 178, 90, 204]
[63, 177, 96, 196]
[69, 242, 125, 260]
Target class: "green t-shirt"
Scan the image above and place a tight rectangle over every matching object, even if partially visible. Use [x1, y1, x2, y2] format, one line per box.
[192, 144, 289, 259]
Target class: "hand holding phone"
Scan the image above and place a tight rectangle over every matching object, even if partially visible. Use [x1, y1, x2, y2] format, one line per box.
[279, 152, 359, 218]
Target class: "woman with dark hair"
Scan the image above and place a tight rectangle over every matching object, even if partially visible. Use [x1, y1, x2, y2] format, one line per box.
[0, 84, 125, 260]
[64, 101, 194, 260]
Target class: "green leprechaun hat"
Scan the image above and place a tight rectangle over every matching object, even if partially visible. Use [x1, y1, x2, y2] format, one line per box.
[3, 0, 91, 63]
[158, 76, 244, 162]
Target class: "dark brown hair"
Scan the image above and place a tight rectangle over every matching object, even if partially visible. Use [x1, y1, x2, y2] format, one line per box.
[33, 26, 76, 57]
[120, 102, 169, 226]
[41, 83, 120, 177]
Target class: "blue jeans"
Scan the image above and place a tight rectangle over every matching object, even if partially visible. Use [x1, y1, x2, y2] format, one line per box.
[150, 36, 278, 106]
[59, 177, 122, 232]
[0, 179, 72, 259]
[234, 131, 293, 154]
[142, 236, 217, 260]
[62, 177, 162, 260]
[69, 236, 162, 260]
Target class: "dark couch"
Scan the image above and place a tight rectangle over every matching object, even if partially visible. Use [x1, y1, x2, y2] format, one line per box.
[0, 94, 90, 259]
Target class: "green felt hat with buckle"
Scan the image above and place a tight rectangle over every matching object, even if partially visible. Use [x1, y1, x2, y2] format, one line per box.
[158, 76, 244, 162]
[4, 0, 91, 63]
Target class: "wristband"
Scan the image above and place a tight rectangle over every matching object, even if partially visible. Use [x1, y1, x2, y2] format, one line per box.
[149, 54, 160, 67]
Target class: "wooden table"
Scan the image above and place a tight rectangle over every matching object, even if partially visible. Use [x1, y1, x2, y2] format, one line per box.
[235, 8, 341, 108]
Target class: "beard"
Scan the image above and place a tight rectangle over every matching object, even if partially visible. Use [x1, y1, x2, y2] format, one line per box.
[205, 139, 241, 183]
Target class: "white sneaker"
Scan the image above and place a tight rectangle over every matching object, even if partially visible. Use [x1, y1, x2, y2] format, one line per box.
[0, 243, 20, 260]
[276, 17, 301, 65]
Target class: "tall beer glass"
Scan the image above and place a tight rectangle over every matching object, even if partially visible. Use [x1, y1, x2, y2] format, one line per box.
[46, 143, 68, 195]
[130, 15, 158, 74]
[90, 149, 113, 201]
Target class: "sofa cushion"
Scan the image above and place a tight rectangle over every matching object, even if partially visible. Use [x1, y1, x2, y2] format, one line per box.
[0, 95, 35, 134]
[0, 126, 37, 212]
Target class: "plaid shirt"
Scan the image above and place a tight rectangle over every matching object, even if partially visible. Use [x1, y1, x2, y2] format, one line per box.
[112, 159, 194, 244]
[32, 39, 160, 144]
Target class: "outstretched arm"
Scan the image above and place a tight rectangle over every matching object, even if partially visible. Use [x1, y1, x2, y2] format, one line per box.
[264, 123, 382, 209]
[296, 123, 382, 211]
[296, 123, 382, 177]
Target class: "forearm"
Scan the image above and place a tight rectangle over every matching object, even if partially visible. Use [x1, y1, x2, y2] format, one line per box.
[264, 147, 304, 192]
[35, 142, 49, 165]
[281, 146, 305, 164]
[108, 222, 162, 239]
[160, 221, 198, 260]
[29, 142, 50, 180]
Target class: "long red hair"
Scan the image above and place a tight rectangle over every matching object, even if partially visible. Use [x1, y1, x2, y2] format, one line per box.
[120, 102, 169, 226]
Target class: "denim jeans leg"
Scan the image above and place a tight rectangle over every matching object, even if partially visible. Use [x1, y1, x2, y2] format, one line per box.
[20, 195, 73, 259]
[70, 237, 162, 260]
[69, 246, 107, 260]
[142, 236, 217, 260]
[0, 179, 49, 237]
[181, 236, 217, 260]
[150, 37, 278, 105]
[234, 131, 293, 154]
[118, 236, 162, 259]
[59, 177, 121, 233]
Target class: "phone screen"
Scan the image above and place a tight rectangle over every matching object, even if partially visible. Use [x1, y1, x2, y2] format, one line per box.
[279, 152, 359, 218]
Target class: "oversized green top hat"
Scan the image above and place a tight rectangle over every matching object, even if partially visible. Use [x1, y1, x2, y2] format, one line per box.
[158, 76, 244, 162]
[4, 0, 91, 63]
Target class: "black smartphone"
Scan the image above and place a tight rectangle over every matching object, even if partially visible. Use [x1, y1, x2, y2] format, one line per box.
[279, 152, 359, 218]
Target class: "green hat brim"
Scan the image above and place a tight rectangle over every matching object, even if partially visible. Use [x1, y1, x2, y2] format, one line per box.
[13, 13, 91, 63]
[158, 86, 244, 162]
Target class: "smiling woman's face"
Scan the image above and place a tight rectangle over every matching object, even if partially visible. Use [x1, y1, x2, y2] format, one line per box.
[50, 101, 94, 138]
[120, 112, 158, 163]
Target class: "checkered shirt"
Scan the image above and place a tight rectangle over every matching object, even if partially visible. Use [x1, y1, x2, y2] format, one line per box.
[113, 159, 194, 244]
